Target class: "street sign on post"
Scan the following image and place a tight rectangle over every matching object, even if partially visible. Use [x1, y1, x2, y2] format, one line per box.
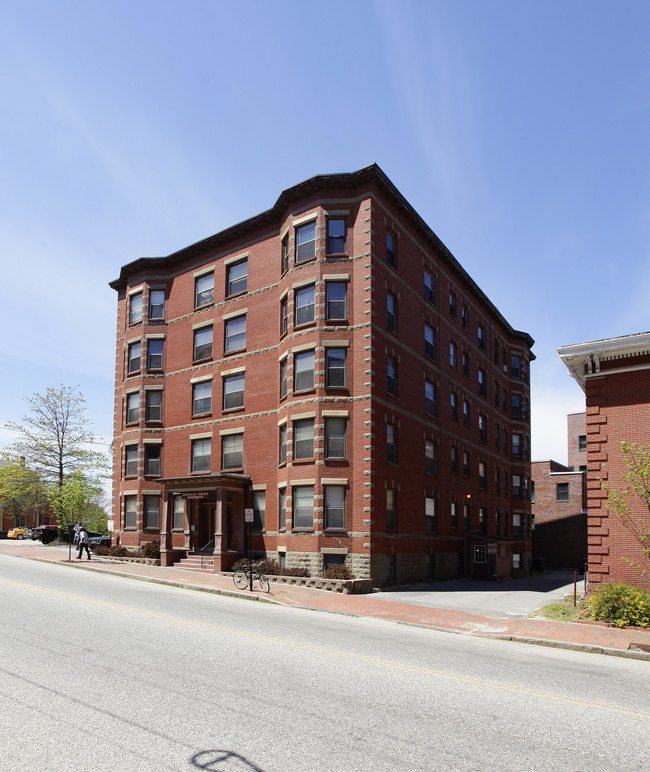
[244, 508, 254, 590]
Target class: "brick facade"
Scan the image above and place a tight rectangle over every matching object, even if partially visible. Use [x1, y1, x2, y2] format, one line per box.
[110, 165, 534, 586]
[559, 335, 650, 589]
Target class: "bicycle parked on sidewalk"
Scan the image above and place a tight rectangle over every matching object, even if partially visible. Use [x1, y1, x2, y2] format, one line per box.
[233, 561, 270, 593]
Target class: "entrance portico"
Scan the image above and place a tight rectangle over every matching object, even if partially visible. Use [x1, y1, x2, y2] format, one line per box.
[158, 473, 251, 571]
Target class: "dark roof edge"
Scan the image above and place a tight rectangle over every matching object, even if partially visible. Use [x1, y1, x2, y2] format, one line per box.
[108, 163, 534, 350]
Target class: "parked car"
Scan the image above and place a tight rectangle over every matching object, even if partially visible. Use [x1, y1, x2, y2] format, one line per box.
[87, 532, 111, 549]
[7, 527, 28, 539]
[31, 525, 60, 544]
[0, 530, 7, 539]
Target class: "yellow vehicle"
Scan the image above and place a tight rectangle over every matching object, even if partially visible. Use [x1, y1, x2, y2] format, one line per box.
[7, 527, 27, 539]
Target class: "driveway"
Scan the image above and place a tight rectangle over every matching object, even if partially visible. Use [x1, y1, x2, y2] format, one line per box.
[372, 571, 585, 618]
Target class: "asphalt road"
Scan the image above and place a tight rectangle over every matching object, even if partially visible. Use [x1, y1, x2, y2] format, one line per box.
[1, 555, 648, 771]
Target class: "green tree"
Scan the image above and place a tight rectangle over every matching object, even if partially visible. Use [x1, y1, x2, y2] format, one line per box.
[48, 471, 108, 533]
[0, 456, 49, 530]
[602, 441, 650, 578]
[5, 385, 109, 489]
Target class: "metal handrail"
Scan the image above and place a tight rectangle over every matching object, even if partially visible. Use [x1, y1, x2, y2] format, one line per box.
[197, 539, 215, 569]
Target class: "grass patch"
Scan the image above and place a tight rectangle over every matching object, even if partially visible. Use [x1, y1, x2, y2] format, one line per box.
[530, 597, 583, 622]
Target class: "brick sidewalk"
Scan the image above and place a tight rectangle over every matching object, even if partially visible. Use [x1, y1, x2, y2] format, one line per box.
[4, 544, 649, 660]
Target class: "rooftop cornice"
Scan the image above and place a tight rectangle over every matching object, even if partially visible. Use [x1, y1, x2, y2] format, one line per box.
[558, 331, 650, 390]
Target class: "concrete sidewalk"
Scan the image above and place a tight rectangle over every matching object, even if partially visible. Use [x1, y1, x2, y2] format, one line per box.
[4, 543, 650, 660]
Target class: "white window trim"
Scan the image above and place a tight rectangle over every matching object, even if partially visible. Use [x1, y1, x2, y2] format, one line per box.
[221, 366, 246, 377]
[223, 251, 249, 267]
[223, 309, 247, 322]
[322, 478, 348, 485]
[220, 427, 245, 436]
[293, 212, 318, 228]
[194, 265, 216, 278]
[190, 374, 213, 384]
[192, 320, 215, 330]
[190, 432, 213, 440]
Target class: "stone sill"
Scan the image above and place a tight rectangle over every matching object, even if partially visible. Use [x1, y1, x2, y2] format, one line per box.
[222, 572, 373, 595]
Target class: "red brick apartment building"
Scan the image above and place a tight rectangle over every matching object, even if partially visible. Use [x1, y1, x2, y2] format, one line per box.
[559, 333, 650, 588]
[109, 165, 534, 586]
[531, 413, 587, 570]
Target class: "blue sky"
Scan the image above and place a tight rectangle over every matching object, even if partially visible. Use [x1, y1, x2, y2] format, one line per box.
[1, 0, 649, 466]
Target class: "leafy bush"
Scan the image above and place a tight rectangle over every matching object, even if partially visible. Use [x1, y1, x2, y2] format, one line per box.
[258, 558, 281, 575]
[92, 545, 111, 556]
[322, 565, 355, 580]
[280, 566, 310, 578]
[142, 540, 160, 560]
[588, 582, 650, 628]
[108, 545, 129, 558]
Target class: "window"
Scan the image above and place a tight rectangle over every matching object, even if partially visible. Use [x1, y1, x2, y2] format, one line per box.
[463, 451, 470, 477]
[279, 358, 288, 399]
[478, 369, 487, 397]
[464, 502, 470, 530]
[124, 495, 137, 529]
[325, 417, 346, 459]
[279, 424, 287, 465]
[450, 392, 458, 419]
[129, 292, 143, 324]
[494, 340, 500, 365]
[495, 467, 501, 494]
[144, 444, 161, 476]
[387, 423, 397, 464]
[280, 296, 288, 336]
[479, 462, 487, 490]
[556, 482, 569, 501]
[512, 553, 521, 570]
[146, 390, 162, 422]
[424, 269, 436, 304]
[450, 341, 457, 368]
[504, 471, 508, 495]
[512, 433, 522, 457]
[461, 305, 469, 330]
[387, 357, 397, 397]
[474, 545, 487, 564]
[191, 438, 211, 473]
[425, 497, 437, 534]
[279, 488, 286, 529]
[224, 315, 246, 352]
[512, 394, 521, 418]
[326, 282, 347, 320]
[295, 285, 315, 326]
[450, 501, 458, 529]
[424, 324, 437, 360]
[193, 326, 213, 361]
[293, 419, 314, 460]
[513, 475, 522, 497]
[386, 489, 397, 531]
[425, 440, 437, 475]
[387, 292, 397, 332]
[425, 381, 437, 417]
[463, 399, 470, 426]
[125, 445, 138, 477]
[148, 290, 165, 320]
[479, 507, 487, 535]
[496, 509, 501, 536]
[324, 486, 346, 529]
[478, 324, 486, 352]
[195, 272, 214, 308]
[293, 485, 314, 529]
[296, 221, 316, 263]
[511, 355, 521, 379]
[126, 392, 139, 424]
[386, 231, 397, 268]
[128, 341, 141, 373]
[512, 513, 522, 537]
[281, 234, 289, 274]
[227, 259, 247, 296]
[479, 414, 487, 443]
[578, 435, 587, 451]
[223, 373, 244, 411]
[462, 352, 470, 378]
[495, 422, 500, 450]
[144, 495, 159, 530]
[147, 339, 163, 370]
[253, 490, 265, 530]
[222, 433, 243, 470]
[449, 291, 457, 317]
[451, 446, 458, 474]
[294, 350, 315, 391]
[327, 218, 346, 253]
[191, 381, 211, 416]
[503, 428, 508, 454]
[494, 381, 500, 408]
[173, 495, 184, 530]
[325, 348, 346, 387]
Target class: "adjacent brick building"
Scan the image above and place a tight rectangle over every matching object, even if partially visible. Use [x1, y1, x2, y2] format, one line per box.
[559, 333, 650, 588]
[531, 413, 587, 570]
[109, 164, 534, 586]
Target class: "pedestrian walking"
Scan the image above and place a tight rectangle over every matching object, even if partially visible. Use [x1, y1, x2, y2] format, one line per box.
[77, 526, 91, 560]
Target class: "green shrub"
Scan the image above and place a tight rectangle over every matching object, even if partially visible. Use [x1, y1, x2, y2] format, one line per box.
[322, 565, 355, 580]
[142, 540, 160, 559]
[588, 582, 650, 628]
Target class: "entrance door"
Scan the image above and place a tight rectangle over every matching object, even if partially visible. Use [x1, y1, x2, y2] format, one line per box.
[196, 501, 215, 552]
